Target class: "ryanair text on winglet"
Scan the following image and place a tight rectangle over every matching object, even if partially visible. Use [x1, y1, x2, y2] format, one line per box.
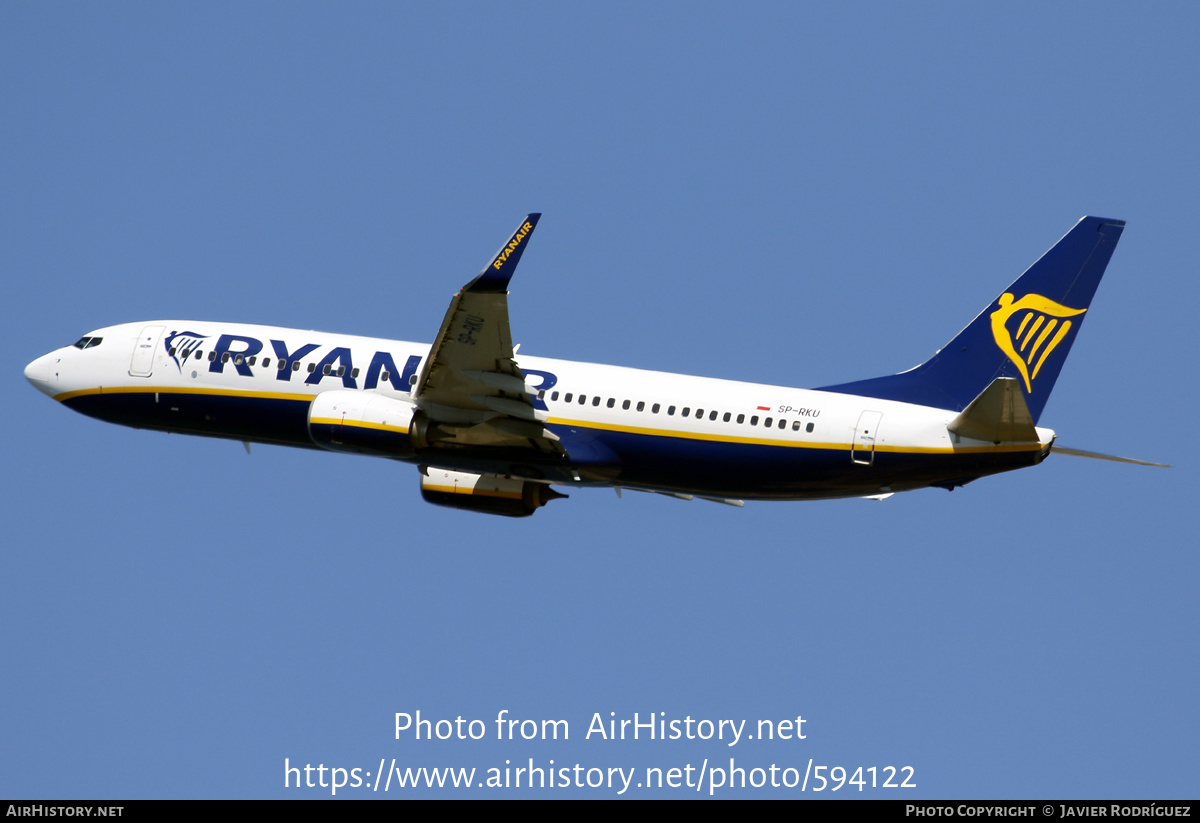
[493, 222, 534, 269]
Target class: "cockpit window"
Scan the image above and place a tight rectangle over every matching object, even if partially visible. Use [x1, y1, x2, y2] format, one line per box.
[72, 337, 103, 349]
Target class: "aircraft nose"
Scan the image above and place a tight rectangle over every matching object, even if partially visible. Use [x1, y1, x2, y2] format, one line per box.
[24, 352, 58, 397]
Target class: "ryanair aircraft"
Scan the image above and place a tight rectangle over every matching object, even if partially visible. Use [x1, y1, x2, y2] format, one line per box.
[24, 215, 1164, 517]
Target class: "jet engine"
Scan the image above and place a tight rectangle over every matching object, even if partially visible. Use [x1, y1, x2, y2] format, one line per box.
[419, 467, 567, 517]
[308, 390, 417, 458]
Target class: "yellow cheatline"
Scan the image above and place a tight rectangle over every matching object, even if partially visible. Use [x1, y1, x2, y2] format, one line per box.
[546, 415, 836, 449]
[880, 442, 1041, 455]
[56, 389, 1042, 458]
[310, 417, 410, 434]
[54, 385, 315, 403]
[423, 483, 522, 499]
[546, 417, 1040, 456]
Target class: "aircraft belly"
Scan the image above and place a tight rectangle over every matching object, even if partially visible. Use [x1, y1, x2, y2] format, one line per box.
[62, 391, 316, 448]
[59, 390, 1044, 498]
[585, 428, 1041, 499]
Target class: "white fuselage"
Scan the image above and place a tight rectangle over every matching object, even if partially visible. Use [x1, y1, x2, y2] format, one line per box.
[25, 320, 1054, 502]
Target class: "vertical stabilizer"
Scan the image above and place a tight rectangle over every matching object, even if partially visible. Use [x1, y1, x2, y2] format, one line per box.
[818, 216, 1125, 422]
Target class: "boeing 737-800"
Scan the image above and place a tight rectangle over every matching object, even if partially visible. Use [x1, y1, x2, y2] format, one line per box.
[23, 214, 1163, 516]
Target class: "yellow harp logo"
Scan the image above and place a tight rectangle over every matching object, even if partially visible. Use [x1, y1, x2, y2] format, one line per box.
[990, 293, 1087, 393]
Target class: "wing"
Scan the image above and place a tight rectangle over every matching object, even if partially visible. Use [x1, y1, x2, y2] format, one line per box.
[411, 214, 564, 455]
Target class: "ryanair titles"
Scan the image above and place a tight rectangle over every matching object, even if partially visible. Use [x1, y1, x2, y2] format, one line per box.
[168, 331, 422, 392]
[492, 221, 534, 270]
[163, 330, 558, 408]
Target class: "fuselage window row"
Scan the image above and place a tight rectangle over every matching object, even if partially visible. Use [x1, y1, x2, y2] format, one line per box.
[162, 347, 368, 381]
[149, 355, 819, 435]
[537, 388, 815, 436]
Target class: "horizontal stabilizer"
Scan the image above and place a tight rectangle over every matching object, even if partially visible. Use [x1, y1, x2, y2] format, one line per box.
[1052, 446, 1170, 468]
[948, 377, 1038, 443]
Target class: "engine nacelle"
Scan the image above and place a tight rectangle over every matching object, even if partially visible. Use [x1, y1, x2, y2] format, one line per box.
[420, 467, 567, 517]
[308, 390, 417, 458]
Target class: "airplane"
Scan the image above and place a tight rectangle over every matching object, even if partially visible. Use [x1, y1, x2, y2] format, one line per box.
[23, 214, 1166, 517]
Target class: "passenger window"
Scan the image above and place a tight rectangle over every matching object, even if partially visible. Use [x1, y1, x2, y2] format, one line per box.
[606, 398, 614, 408]
[308, 363, 316, 373]
[234, 354, 244, 365]
[351, 367, 359, 378]
[651, 403, 659, 413]
[277, 360, 286, 370]
[592, 396, 600, 406]
[709, 410, 718, 421]
[765, 417, 773, 427]
[168, 347, 176, 356]
[737, 414, 745, 424]
[565, 393, 573, 402]
[778, 419, 786, 429]
[668, 406, 676, 416]
[248, 356, 257, 366]
[195, 350, 203, 360]
[637, 401, 646, 412]
[751, 416, 758, 425]
[551, 391, 560, 401]
[579, 395, 587, 405]
[337, 366, 345, 377]
[381, 370, 390, 382]
[682, 407, 690, 417]
[538, 390, 545, 399]
[806, 422, 815, 433]
[292, 361, 301, 371]
[221, 352, 230, 363]
[208, 352, 217, 362]
[694, 408, 703, 418]
[792, 421, 801, 431]
[322, 364, 332, 375]
[622, 399, 630, 410]
[723, 412, 731, 422]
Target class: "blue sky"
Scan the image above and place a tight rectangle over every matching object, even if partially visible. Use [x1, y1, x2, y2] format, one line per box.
[3, 2, 1196, 798]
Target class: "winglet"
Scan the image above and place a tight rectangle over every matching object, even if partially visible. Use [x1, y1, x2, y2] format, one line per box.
[463, 213, 541, 293]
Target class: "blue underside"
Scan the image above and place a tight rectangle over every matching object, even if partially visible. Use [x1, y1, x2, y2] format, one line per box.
[65, 391, 1041, 500]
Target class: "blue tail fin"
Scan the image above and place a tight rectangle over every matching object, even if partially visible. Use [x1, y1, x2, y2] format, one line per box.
[818, 216, 1125, 422]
